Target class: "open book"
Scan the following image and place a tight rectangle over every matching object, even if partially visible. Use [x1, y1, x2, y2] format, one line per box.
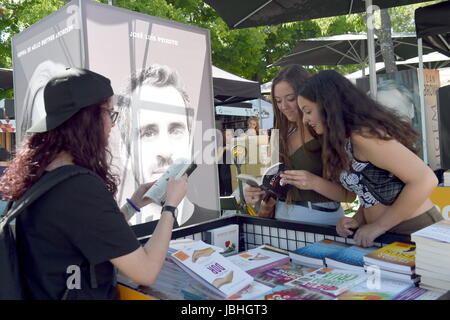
[170, 240, 254, 298]
[143, 156, 198, 206]
[237, 162, 290, 198]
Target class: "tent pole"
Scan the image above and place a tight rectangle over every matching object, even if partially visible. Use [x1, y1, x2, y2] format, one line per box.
[361, 39, 366, 76]
[417, 37, 429, 164]
[365, 0, 377, 98]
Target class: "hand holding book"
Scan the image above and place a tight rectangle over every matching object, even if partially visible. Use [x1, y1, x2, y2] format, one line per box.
[143, 156, 198, 206]
[237, 162, 290, 201]
[164, 175, 188, 207]
[279, 170, 319, 190]
[129, 181, 156, 210]
[243, 186, 266, 206]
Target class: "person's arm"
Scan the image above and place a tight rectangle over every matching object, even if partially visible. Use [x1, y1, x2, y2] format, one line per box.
[120, 182, 154, 222]
[280, 170, 356, 202]
[351, 134, 438, 246]
[336, 206, 365, 237]
[111, 176, 188, 286]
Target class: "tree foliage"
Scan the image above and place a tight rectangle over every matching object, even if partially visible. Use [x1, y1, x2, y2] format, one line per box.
[0, 0, 64, 68]
[0, 0, 446, 97]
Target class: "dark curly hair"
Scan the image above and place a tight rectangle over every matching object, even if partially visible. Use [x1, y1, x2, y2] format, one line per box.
[0, 101, 118, 201]
[298, 70, 419, 182]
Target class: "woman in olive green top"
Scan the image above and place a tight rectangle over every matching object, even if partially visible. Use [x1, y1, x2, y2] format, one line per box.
[245, 65, 354, 225]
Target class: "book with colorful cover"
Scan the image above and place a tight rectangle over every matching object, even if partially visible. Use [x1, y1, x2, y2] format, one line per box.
[419, 283, 448, 294]
[145, 260, 273, 301]
[171, 240, 253, 298]
[260, 285, 334, 300]
[226, 245, 290, 275]
[236, 162, 290, 199]
[285, 267, 367, 297]
[325, 245, 378, 271]
[363, 242, 416, 274]
[228, 281, 272, 300]
[253, 263, 317, 287]
[130, 257, 223, 300]
[289, 240, 350, 268]
[337, 278, 412, 300]
[393, 285, 444, 300]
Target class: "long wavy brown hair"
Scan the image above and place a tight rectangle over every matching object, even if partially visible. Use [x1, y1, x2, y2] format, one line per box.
[298, 70, 419, 182]
[271, 64, 315, 166]
[0, 101, 118, 201]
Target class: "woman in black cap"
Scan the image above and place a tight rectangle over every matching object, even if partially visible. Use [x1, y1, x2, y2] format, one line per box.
[0, 67, 187, 299]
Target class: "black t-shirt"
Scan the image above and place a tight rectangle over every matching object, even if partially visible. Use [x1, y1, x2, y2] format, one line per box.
[15, 166, 140, 300]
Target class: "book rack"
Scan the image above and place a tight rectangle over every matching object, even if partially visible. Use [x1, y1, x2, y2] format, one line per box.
[131, 214, 412, 252]
[124, 214, 450, 300]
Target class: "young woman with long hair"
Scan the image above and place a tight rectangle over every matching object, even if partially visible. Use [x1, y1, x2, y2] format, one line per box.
[244, 65, 354, 225]
[0, 68, 187, 299]
[298, 70, 442, 247]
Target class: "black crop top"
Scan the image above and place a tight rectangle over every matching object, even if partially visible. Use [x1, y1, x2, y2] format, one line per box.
[339, 139, 405, 208]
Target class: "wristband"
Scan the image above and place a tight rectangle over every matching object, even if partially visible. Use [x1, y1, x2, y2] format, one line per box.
[126, 198, 141, 212]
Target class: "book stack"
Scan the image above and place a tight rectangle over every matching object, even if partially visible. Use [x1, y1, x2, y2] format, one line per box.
[170, 240, 254, 299]
[138, 257, 273, 300]
[325, 245, 378, 272]
[226, 245, 290, 275]
[411, 220, 450, 293]
[289, 240, 350, 268]
[337, 278, 413, 300]
[362, 242, 418, 284]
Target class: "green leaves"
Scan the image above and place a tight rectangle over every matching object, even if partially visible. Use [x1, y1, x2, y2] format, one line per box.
[0, 0, 65, 68]
[0, 0, 445, 89]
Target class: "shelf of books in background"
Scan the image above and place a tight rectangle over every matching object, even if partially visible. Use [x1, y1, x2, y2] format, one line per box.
[411, 220, 450, 293]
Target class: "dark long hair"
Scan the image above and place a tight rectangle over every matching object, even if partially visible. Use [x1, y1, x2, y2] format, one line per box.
[298, 70, 419, 182]
[271, 64, 313, 165]
[0, 101, 118, 201]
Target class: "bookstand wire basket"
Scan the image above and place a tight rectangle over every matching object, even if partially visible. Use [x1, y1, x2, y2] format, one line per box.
[128, 214, 450, 300]
[131, 213, 412, 252]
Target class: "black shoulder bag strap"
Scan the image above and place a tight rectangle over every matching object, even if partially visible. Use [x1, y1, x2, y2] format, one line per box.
[0, 166, 95, 230]
[0, 166, 99, 300]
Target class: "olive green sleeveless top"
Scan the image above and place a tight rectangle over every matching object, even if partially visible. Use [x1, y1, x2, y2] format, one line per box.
[287, 139, 333, 203]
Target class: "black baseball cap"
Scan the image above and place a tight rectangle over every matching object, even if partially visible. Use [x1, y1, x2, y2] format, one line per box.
[27, 67, 114, 133]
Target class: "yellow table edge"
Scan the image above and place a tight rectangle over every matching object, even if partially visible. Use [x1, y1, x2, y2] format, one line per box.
[117, 284, 156, 300]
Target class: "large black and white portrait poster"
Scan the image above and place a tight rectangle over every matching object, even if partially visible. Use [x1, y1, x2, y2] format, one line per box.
[13, 0, 220, 227]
